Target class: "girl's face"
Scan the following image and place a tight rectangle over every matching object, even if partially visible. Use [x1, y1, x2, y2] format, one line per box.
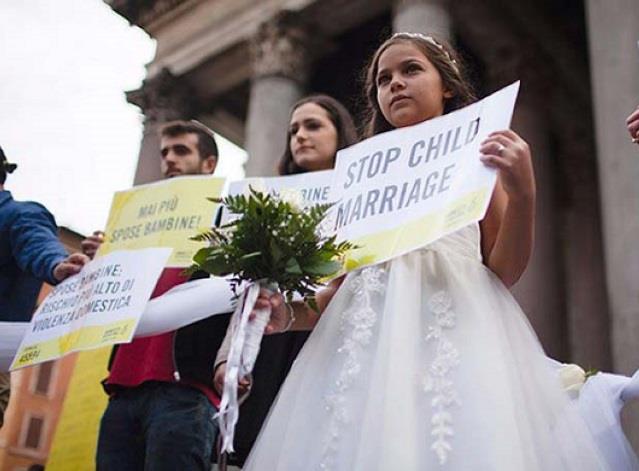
[376, 42, 452, 129]
[289, 102, 338, 171]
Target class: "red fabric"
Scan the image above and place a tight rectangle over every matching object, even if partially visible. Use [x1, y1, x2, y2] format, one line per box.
[106, 268, 220, 407]
[182, 378, 221, 409]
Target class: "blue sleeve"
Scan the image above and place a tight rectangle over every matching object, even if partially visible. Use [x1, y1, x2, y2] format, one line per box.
[9, 202, 69, 285]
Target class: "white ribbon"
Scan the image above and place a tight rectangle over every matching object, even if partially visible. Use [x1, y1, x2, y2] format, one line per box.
[217, 280, 272, 454]
[2, 277, 289, 373]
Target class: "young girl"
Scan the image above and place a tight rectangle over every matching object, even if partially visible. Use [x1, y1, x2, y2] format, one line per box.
[241, 33, 612, 470]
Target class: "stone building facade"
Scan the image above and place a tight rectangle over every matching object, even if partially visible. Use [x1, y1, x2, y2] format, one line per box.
[108, 0, 639, 442]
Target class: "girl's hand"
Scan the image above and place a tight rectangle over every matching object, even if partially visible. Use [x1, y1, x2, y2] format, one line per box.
[252, 276, 347, 335]
[249, 289, 290, 334]
[626, 105, 639, 143]
[213, 363, 251, 396]
[263, 291, 290, 334]
[480, 130, 535, 202]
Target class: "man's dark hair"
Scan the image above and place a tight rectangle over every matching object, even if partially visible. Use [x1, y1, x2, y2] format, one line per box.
[0, 146, 18, 185]
[159, 120, 219, 160]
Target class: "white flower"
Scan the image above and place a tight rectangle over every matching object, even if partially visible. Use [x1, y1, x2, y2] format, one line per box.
[278, 188, 305, 212]
[559, 363, 587, 397]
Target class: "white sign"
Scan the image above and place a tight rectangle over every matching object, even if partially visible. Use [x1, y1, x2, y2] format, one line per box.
[228, 170, 333, 205]
[221, 170, 335, 228]
[11, 248, 171, 369]
[330, 82, 520, 271]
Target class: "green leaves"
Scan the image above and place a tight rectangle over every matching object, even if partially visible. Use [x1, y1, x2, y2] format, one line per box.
[305, 260, 342, 276]
[285, 257, 302, 275]
[188, 188, 354, 304]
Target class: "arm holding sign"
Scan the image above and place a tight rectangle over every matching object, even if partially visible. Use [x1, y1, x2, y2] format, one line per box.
[479, 130, 536, 288]
[10, 201, 89, 284]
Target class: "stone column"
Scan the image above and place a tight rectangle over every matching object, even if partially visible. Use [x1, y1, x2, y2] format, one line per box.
[458, 15, 568, 358]
[554, 111, 611, 370]
[586, 0, 639, 375]
[244, 11, 310, 177]
[509, 86, 567, 360]
[392, 0, 451, 41]
[586, 0, 639, 451]
[126, 68, 194, 185]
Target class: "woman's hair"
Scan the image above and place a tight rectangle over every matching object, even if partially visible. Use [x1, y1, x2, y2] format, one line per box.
[362, 33, 476, 138]
[278, 94, 359, 175]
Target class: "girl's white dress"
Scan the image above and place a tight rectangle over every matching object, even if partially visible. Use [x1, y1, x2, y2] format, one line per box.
[242, 224, 618, 470]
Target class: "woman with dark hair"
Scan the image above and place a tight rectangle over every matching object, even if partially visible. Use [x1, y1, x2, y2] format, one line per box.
[278, 94, 358, 175]
[213, 94, 357, 466]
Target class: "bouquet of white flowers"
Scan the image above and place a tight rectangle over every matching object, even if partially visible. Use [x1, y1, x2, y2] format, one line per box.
[189, 188, 353, 453]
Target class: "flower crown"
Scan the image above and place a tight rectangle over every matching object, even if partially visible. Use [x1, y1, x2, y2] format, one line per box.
[391, 32, 459, 74]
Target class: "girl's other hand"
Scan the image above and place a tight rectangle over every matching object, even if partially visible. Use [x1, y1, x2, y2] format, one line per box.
[480, 130, 535, 202]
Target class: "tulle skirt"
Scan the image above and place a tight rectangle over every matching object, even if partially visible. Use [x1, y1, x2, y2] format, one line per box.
[244, 242, 614, 470]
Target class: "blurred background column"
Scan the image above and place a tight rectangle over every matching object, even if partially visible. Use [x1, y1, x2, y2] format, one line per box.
[127, 69, 195, 185]
[392, 0, 451, 41]
[244, 11, 311, 177]
[586, 0, 639, 449]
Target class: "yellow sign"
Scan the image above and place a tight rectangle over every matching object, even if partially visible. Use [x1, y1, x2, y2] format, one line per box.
[342, 188, 489, 272]
[98, 175, 225, 267]
[47, 348, 110, 471]
[47, 176, 224, 469]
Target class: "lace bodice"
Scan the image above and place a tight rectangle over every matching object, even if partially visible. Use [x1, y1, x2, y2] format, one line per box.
[424, 223, 482, 262]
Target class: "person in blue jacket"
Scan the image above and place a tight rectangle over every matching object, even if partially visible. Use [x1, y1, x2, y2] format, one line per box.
[0, 145, 89, 427]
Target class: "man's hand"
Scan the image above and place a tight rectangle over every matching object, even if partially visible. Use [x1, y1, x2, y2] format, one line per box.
[81, 230, 104, 259]
[52, 253, 90, 282]
[213, 363, 251, 396]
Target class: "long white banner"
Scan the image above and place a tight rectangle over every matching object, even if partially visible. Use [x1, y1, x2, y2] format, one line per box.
[1, 276, 238, 372]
